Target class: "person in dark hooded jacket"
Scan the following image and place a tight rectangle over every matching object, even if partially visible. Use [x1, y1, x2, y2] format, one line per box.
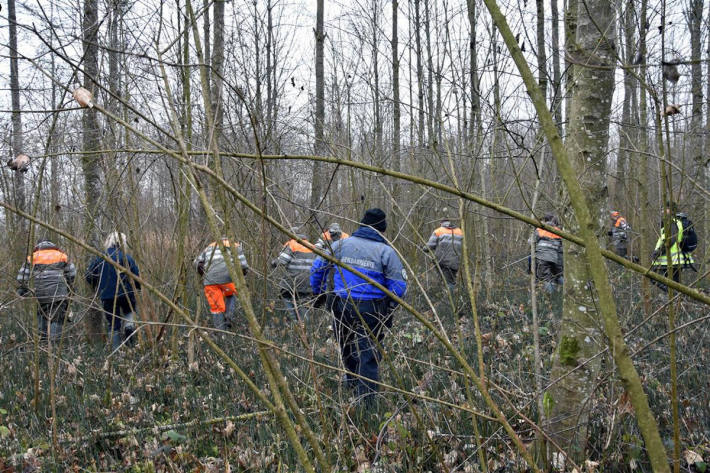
[311, 208, 407, 400]
[17, 239, 76, 340]
[86, 232, 141, 349]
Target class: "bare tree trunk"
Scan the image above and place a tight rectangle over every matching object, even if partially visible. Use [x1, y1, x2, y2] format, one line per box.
[203, 0, 211, 93]
[211, 0, 225, 146]
[550, 0, 562, 129]
[616, 0, 635, 207]
[392, 0, 401, 206]
[688, 0, 704, 262]
[82, 0, 105, 340]
[310, 0, 325, 217]
[8, 0, 25, 220]
[548, 0, 616, 461]
[637, 0, 652, 316]
[372, 0, 382, 165]
[266, 0, 273, 150]
[415, 0, 425, 148]
[424, 0, 434, 148]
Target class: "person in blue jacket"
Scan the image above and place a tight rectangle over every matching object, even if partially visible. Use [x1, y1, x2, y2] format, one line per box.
[86, 232, 141, 350]
[311, 208, 407, 400]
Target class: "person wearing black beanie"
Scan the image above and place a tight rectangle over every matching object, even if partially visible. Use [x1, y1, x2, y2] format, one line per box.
[311, 207, 407, 402]
[360, 208, 387, 233]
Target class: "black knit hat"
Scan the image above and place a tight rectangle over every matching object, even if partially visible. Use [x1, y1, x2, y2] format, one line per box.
[361, 208, 387, 232]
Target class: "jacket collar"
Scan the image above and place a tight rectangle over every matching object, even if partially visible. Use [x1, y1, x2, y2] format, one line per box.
[352, 226, 386, 243]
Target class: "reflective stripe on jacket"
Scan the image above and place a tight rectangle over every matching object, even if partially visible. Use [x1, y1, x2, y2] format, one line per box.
[17, 241, 76, 303]
[653, 219, 695, 267]
[195, 239, 249, 286]
[277, 239, 316, 294]
[426, 225, 463, 270]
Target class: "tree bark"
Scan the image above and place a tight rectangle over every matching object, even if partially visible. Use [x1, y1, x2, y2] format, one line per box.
[392, 0, 401, 206]
[547, 0, 615, 461]
[8, 0, 25, 219]
[211, 0, 225, 146]
[616, 0, 635, 207]
[310, 0, 325, 217]
[82, 0, 105, 340]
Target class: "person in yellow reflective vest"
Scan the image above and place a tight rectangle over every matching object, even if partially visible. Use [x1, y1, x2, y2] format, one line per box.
[650, 203, 695, 292]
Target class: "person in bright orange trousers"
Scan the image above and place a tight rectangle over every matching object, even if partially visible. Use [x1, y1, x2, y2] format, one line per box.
[195, 238, 249, 330]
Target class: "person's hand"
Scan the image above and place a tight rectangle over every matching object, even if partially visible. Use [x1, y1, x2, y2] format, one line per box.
[607, 231, 613, 236]
[16, 286, 30, 297]
[197, 262, 205, 276]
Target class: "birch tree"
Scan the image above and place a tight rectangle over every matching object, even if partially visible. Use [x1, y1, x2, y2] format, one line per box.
[547, 0, 616, 461]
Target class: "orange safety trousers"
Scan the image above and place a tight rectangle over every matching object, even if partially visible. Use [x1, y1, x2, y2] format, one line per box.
[203, 283, 236, 314]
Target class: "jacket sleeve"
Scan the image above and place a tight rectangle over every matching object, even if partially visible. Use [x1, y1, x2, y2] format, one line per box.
[64, 262, 77, 286]
[85, 257, 101, 288]
[128, 255, 141, 291]
[425, 232, 438, 250]
[194, 247, 206, 272]
[277, 244, 293, 267]
[17, 262, 30, 286]
[237, 245, 249, 271]
[383, 247, 407, 300]
[309, 256, 330, 295]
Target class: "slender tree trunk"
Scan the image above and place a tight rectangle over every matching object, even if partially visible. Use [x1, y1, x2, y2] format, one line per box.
[637, 0, 652, 316]
[211, 0, 225, 147]
[424, 0, 434, 148]
[203, 0, 211, 93]
[616, 0, 635, 207]
[82, 0, 105, 340]
[8, 0, 25, 219]
[372, 0, 382, 165]
[266, 0, 273, 150]
[392, 0, 401, 206]
[550, 0, 562, 129]
[310, 0, 325, 216]
[688, 0, 704, 262]
[548, 0, 616, 462]
[415, 0, 425, 148]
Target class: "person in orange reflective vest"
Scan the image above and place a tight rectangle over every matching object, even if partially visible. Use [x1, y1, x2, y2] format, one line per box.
[272, 228, 316, 322]
[608, 211, 631, 258]
[195, 238, 249, 330]
[423, 218, 463, 292]
[533, 214, 563, 292]
[17, 239, 76, 340]
[314, 222, 349, 250]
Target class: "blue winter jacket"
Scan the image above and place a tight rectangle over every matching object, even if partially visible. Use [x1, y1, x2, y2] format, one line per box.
[310, 227, 407, 301]
[86, 246, 141, 302]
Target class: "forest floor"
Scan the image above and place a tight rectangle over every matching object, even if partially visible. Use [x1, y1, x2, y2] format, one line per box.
[0, 266, 708, 472]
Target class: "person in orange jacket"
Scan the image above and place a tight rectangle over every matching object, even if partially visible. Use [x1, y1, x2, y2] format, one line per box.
[423, 218, 464, 292]
[533, 214, 563, 292]
[17, 239, 76, 340]
[608, 210, 631, 258]
[272, 228, 316, 322]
